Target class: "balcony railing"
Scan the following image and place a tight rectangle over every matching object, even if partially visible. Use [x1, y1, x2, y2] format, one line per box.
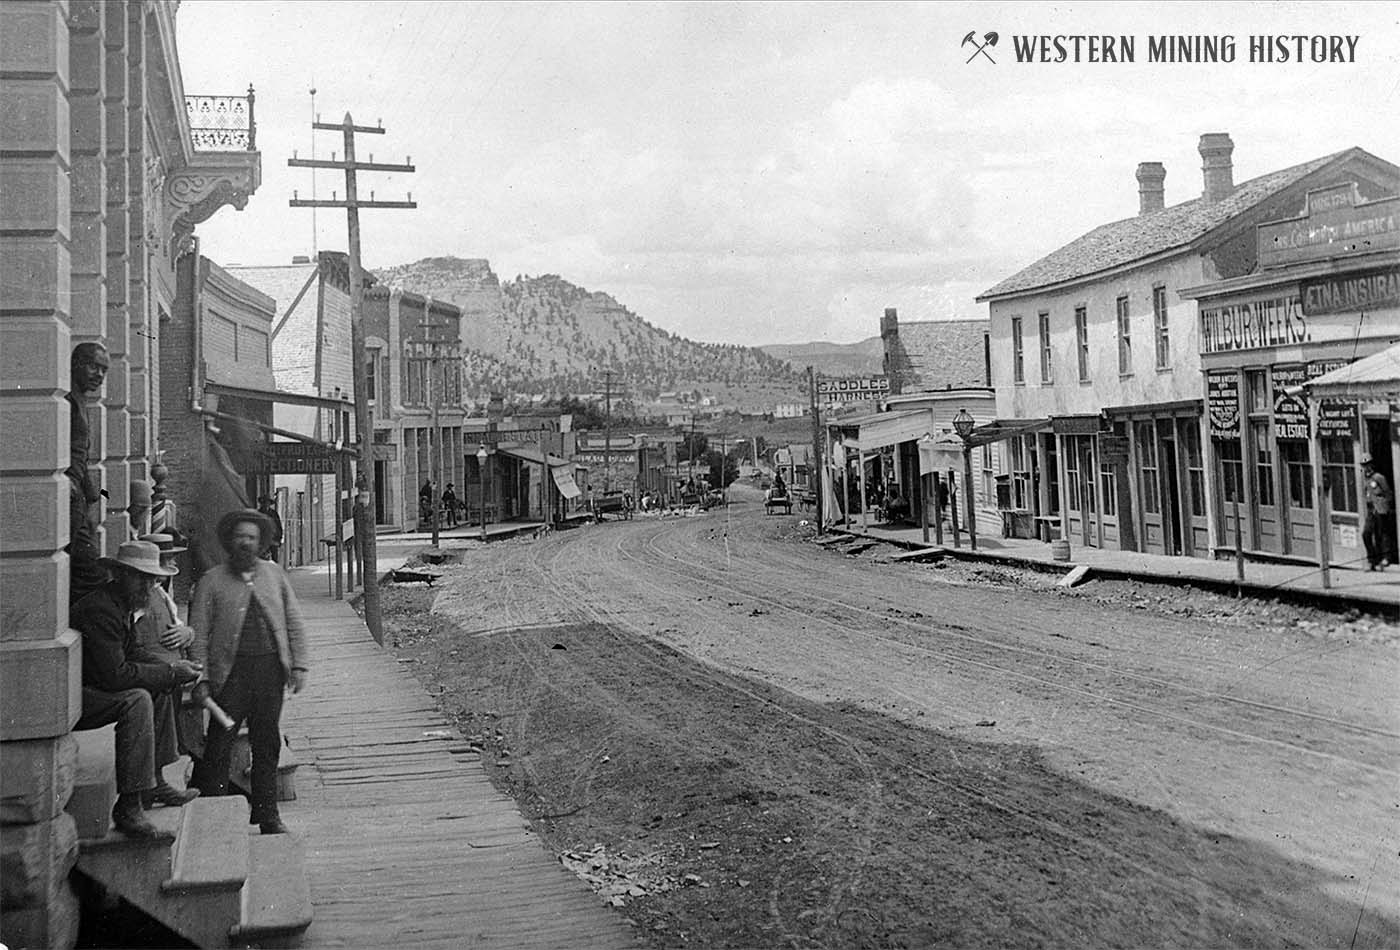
[185, 85, 257, 151]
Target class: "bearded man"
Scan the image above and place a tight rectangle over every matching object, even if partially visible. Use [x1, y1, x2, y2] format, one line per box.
[189, 509, 309, 835]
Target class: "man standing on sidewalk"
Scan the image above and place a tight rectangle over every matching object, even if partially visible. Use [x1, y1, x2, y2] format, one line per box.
[1362, 453, 1396, 571]
[72, 541, 204, 837]
[190, 509, 310, 835]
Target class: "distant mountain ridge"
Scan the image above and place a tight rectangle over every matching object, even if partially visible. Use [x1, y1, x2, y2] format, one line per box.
[374, 256, 804, 408]
[759, 338, 886, 378]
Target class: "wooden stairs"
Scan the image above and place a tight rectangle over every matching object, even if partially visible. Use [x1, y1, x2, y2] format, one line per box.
[69, 730, 312, 948]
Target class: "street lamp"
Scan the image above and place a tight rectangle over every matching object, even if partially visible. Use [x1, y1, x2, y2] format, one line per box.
[952, 409, 977, 551]
[476, 444, 489, 541]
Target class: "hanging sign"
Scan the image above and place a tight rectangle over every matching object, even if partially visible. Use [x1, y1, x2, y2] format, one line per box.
[1317, 402, 1358, 440]
[1206, 370, 1240, 439]
[1272, 364, 1309, 439]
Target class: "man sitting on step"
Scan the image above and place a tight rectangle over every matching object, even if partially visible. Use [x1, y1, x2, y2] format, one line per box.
[72, 540, 204, 837]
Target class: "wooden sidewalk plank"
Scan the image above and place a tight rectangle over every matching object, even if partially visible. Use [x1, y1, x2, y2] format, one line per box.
[279, 572, 638, 950]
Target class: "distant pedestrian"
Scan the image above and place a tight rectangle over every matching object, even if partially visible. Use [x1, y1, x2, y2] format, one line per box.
[1362, 454, 1395, 571]
[257, 495, 284, 562]
[441, 483, 459, 527]
[419, 479, 435, 526]
[190, 509, 309, 835]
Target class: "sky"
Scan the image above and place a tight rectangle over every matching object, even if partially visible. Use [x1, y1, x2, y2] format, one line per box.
[177, 1, 1400, 347]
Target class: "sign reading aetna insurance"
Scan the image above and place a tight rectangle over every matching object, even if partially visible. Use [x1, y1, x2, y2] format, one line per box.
[1301, 268, 1400, 316]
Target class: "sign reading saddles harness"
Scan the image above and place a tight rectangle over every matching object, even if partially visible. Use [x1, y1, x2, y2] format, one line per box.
[817, 376, 890, 402]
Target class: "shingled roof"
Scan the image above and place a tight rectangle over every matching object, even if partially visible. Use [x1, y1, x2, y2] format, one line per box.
[885, 318, 988, 392]
[977, 149, 1353, 301]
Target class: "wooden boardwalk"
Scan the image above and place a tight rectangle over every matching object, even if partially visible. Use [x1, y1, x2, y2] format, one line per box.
[280, 568, 639, 949]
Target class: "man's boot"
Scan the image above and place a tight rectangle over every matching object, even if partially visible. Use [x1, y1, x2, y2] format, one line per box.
[111, 793, 158, 838]
[142, 780, 199, 808]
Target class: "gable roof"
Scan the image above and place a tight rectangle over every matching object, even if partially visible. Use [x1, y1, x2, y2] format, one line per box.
[885, 319, 988, 392]
[977, 149, 1364, 301]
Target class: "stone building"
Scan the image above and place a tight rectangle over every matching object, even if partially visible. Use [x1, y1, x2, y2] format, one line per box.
[977, 133, 1394, 559]
[0, 1, 259, 944]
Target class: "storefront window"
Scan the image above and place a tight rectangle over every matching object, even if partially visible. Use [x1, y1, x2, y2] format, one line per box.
[1099, 457, 1116, 517]
[1280, 441, 1312, 509]
[1011, 437, 1031, 509]
[1252, 422, 1274, 507]
[1217, 439, 1244, 502]
[1322, 439, 1358, 512]
[1136, 421, 1160, 514]
[1181, 422, 1205, 517]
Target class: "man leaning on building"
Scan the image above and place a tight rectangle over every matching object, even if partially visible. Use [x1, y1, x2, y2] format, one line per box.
[71, 541, 204, 837]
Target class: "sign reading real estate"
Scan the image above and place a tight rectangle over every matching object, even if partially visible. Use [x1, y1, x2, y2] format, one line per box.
[1271, 364, 1309, 439]
[1206, 370, 1240, 439]
[816, 376, 890, 402]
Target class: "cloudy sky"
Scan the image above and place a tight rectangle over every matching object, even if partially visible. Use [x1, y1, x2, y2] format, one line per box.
[177, 1, 1400, 346]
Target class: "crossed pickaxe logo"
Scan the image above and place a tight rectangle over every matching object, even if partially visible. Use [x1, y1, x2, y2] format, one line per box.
[962, 30, 999, 63]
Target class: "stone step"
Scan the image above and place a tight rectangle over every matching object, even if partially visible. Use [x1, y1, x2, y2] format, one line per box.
[162, 796, 250, 894]
[229, 834, 313, 947]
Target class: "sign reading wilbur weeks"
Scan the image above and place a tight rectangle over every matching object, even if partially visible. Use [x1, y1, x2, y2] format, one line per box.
[1207, 371, 1240, 439]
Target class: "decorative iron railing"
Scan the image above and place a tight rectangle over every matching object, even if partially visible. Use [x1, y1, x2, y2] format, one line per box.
[185, 85, 257, 151]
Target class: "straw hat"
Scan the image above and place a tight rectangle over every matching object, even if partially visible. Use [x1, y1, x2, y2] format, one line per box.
[98, 540, 178, 577]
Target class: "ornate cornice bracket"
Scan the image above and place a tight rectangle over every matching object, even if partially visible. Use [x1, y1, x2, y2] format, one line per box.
[166, 150, 261, 259]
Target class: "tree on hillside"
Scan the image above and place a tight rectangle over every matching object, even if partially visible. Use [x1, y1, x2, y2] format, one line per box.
[701, 450, 739, 488]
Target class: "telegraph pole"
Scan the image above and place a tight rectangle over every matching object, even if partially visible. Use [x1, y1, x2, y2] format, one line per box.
[413, 297, 457, 548]
[808, 366, 825, 535]
[599, 369, 616, 492]
[289, 113, 415, 644]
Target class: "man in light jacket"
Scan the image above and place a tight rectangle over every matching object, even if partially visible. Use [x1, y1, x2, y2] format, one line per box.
[189, 508, 309, 835]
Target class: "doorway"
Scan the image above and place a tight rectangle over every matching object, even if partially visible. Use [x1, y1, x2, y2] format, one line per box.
[374, 460, 388, 525]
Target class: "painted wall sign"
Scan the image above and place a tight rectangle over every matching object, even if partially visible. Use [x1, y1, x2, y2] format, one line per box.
[1207, 370, 1240, 439]
[575, 451, 639, 466]
[1271, 364, 1309, 439]
[1199, 293, 1307, 354]
[1258, 185, 1400, 267]
[1300, 267, 1400, 316]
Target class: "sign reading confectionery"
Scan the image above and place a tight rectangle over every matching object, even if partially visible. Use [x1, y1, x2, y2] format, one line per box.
[1271, 364, 1309, 439]
[1206, 370, 1240, 439]
[249, 441, 339, 475]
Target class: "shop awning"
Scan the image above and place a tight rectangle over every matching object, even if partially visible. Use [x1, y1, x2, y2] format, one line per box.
[1303, 343, 1400, 401]
[205, 380, 352, 410]
[551, 465, 582, 499]
[497, 446, 570, 467]
[830, 408, 933, 452]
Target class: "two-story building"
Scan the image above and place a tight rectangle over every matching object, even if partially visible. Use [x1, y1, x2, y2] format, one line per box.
[977, 133, 1395, 559]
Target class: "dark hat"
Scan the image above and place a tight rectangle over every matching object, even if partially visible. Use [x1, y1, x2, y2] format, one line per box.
[217, 508, 274, 549]
[1361, 453, 1374, 466]
[138, 532, 187, 557]
[98, 540, 178, 577]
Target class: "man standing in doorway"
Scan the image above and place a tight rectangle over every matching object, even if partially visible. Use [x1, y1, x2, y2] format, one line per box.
[1362, 453, 1395, 571]
[67, 342, 110, 603]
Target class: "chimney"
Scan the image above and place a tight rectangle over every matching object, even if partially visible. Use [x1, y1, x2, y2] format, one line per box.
[1135, 162, 1165, 214]
[1198, 133, 1234, 203]
[880, 307, 899, 340]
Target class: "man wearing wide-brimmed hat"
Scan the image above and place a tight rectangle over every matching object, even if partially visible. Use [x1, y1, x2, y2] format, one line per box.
[71, 540, 204, 837]
[135, 532, 206, 795]
[190, 508, 309, 835]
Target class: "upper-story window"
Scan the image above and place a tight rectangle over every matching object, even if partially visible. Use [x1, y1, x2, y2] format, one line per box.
[1153, 285, 1170, 369]
[1038, 311, 1052, 383]
[1011, 316, 1025, 384]
[1116, 295, 1132, 375]
[366, 350, 380, 402]
[1074, 306, 1090, 381]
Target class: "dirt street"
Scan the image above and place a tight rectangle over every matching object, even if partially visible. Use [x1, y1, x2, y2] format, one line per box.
[380, 487, 1400, 949]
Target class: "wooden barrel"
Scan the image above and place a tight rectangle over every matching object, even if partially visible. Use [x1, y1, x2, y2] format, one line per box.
[1049, 538, 1072, 561]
